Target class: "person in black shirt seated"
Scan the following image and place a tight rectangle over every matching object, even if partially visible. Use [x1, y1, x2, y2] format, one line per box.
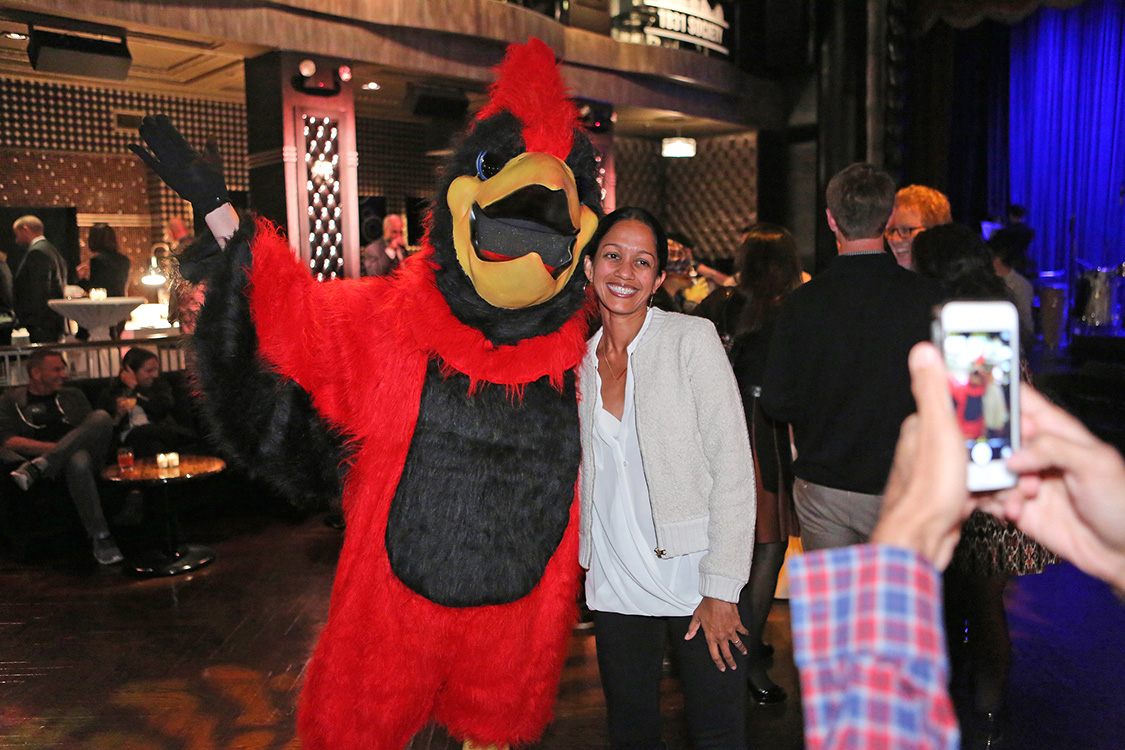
[98, 348, 196, 457]
[1, 349, 122, 564]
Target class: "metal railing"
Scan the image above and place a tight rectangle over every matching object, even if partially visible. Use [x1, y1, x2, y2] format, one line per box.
[0, 335, 189, 387]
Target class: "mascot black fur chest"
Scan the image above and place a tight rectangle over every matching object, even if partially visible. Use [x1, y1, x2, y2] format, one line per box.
[386, 364, 580, 607]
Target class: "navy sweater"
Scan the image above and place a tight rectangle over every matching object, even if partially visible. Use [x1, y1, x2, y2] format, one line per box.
[761, 252, 941, 495]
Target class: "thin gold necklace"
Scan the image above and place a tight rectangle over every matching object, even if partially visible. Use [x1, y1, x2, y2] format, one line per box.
[598, 347, 626, 381]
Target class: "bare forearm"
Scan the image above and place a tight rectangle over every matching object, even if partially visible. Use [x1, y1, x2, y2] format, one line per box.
[695, 263, 732, 287]
[4, 436, 56, 457]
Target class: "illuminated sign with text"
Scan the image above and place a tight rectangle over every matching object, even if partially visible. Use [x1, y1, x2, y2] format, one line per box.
[611, 0, 731, 58]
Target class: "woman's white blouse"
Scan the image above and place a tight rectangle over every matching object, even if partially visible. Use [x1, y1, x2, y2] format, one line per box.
[585, 310, 706, 617]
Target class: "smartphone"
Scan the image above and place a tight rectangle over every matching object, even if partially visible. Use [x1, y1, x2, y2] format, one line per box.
[932, 301, 1020, 491]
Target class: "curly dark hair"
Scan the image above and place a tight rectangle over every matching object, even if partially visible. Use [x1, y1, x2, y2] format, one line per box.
[912, 223, 1009, 301]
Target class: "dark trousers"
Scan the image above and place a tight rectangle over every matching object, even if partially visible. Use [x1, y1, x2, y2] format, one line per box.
[592, 610, 748, 750]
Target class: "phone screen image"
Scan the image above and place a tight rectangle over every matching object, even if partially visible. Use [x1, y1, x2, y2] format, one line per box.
[943, 331, 1015, 467]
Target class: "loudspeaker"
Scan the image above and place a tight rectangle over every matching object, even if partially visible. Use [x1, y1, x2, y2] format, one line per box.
[28, 28, 132, 81]
[406, 84, 469, 120]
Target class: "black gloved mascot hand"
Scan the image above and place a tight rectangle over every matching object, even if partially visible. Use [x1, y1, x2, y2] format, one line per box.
[130, 114, 229, 217]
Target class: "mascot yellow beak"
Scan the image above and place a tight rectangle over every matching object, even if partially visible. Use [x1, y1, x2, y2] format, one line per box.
[447, 152, 599, 309]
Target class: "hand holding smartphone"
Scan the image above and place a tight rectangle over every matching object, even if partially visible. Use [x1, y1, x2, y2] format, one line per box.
[932, 301, 1020, 491]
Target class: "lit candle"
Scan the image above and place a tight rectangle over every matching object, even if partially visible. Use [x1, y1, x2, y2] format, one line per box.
[168, 452, 180, 467]
[156, 453, 168, 468]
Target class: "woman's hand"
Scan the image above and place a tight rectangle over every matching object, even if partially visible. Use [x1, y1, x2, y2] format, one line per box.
[119, 366, 138, 390]
[871, 343, 972, 569]
[114, 396, 136, 420]
[978, 385, 1125, 590]
[130, 114, 228, 216]
[685, 596, 748, 672]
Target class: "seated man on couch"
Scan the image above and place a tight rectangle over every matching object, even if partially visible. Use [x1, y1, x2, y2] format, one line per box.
[1, 349, 123, 565]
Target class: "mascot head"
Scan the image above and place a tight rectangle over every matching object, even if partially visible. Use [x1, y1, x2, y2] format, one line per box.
[427, 39, 602, 346]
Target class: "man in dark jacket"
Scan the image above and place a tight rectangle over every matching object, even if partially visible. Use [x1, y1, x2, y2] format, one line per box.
[761, 163, 942, 552]
[1, 349, 122, 564]
[0, 247, 14, 345]
[10, 215, 66, 343]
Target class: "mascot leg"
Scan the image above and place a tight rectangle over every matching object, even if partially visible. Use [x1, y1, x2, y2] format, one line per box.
[297, 551, 450, 750]
[434, 521, 580, 748]
[297, 609, 443, 750]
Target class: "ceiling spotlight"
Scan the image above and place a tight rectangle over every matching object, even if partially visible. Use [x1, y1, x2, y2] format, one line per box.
[337, 65, 352, 82]
[362, 81, 381, 91]
[4, 31, 29, 41]
[298, 58, 316, 77]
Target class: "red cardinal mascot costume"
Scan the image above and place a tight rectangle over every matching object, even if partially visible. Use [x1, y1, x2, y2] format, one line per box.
[133, 39, 602, 750]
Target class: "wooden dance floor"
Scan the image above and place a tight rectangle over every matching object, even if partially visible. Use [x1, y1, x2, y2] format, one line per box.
[1, 497, 1121, 749]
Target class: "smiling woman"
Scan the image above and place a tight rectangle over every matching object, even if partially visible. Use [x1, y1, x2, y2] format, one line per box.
[578, 206, 758, 750]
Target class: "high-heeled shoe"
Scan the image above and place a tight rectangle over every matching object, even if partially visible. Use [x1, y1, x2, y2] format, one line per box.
[974, 709, 1005, 749]
[748, 681, 787, 705]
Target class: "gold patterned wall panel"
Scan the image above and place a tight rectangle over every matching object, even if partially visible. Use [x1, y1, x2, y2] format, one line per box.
[662, 132, 757, 261]
[614, 132, 757, 262]
[613, 136, 665, 217]
[355, 118, 443, 216]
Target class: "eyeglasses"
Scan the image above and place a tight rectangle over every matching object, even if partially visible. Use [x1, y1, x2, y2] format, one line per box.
[885, 225, 925, 240]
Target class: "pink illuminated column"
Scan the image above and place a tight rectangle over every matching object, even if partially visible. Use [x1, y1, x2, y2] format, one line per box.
[243, 51, 361, 279]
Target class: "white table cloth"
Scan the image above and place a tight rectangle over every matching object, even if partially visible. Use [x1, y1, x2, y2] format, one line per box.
[48, 297, 147, 340]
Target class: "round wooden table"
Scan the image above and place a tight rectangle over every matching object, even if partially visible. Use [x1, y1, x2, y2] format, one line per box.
[102, 455, 225, 577]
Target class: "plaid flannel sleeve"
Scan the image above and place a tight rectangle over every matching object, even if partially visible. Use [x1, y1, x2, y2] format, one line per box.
[789, 544, 960, 750]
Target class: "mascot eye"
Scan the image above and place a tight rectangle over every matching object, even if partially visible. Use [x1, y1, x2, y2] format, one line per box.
[476, 151, 506, 180]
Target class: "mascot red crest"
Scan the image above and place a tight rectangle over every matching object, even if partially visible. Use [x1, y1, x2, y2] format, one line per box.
[474, 38, 576, 160]
[132, 38, 603, 750]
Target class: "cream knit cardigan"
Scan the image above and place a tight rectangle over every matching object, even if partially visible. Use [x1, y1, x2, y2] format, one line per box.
[578, 307, 757, 603]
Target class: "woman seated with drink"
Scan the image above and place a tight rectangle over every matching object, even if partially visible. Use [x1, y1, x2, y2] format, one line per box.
[579, 207, 757, 750]
[98, 348, 197, 458]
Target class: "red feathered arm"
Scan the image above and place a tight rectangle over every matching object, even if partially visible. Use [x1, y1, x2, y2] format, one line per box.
[247, 219, 400, 439]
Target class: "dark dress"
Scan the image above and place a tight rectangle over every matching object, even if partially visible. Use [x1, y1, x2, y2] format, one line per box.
[80, 252, 132, 339]
[0, 257, 14, 345]
[84, 252, 131, 297]
[695, 287, 799, 542]
[951, 361, 1058, 576]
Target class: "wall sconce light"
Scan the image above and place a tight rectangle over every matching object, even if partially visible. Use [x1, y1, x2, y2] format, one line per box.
[662, 137, 696, 158]
[141, 255, 167, 286]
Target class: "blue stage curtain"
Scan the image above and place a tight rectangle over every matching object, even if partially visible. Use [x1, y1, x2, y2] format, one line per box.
[1008, 0, 1125, 274]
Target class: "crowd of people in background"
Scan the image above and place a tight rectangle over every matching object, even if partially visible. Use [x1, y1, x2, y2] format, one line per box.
[584, 162, 1124, 750]
[4, 162, 1124, 750]
[3, 216, 138, 343]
